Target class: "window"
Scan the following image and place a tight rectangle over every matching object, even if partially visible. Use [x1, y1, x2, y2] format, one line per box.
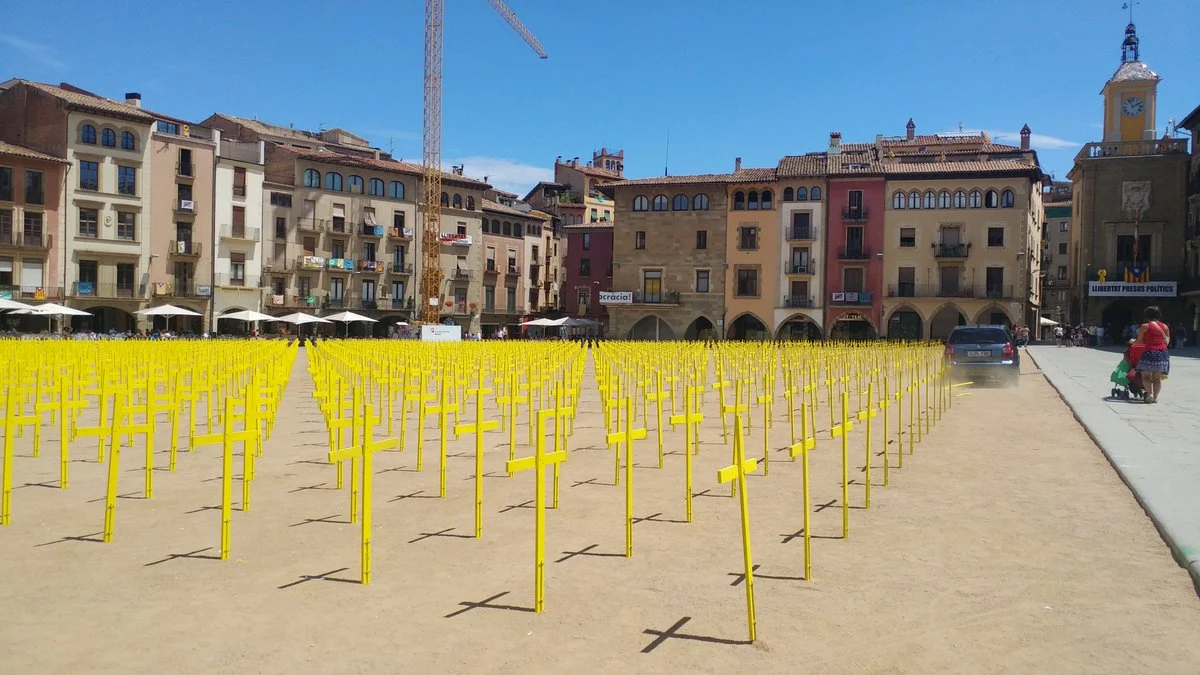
[80, 125, 97, 144]
[1059, 221, 1068, 232]
[1000, 189, 1015, 208]
[580, 258, 591, 276]
[692, 193, 709, 210]
[303, 169, 321, 187]
[761, 190, 773, 209]
[810, 186, 821, 200]
[116, 212, 136, 241]
[783, 187, 794, 201]
[635, 231, 646, 249]
[642, 270, 663, 302]
[1057, 242, 1067, 255]
[121, 131, 136, 150]
[506, 287, 517, 311]
[117, 166, 136, 195]
[696, 230, 707, 249]
[747, 191, 760, 210]
[79, 208, 98, 238]
[908, 191, 920, 209]
[987, 226, 1004, 247]
[924, 191, 935, 209]
[672, 194, 689, 211]
[451, 193, 462, 209]
[1057, 265, 1067, 280]
[270, 192, 292, 207]
[101, 128, 116, 147]
[897, 266, 916, 297]
[331, 239, 345, 258]
[576, 287, 590, 311]
[899, 227, 915, 247]
[736, 268, 759, 296]
[156, 121, 180, 135]
[25, 171, 43, 204]
[393, 211, 406, 229]
[79, 160, 99, 190]
[388, 181, 405, 199]
[275, 217, 287, 239]
[233, 167, 247, 197]
[739, 226, 758, 250]
[651, 195, 668, 211]
[228, 252, 246, 286]
[0, 167, 10, 201]
[502, 221, 511, 236]
[953, 190, 967, 208]
[985, 190, 998, 208]
[938, 190, 951, 208]
[326, 172, 343, 191]
[893, 191, 906, 209]
[116, 263, 136, 295]
[733, 191, 745, 210]
[696, 269, 710, 293]
[969, 190, 982, 208]
[23, 212, 42, 239]
[78, 260, 98, 284]
[985, 267, 1004, 297]
[581, 233, 591, 250]
[633, 195, 649, 211]
[466, 196, 475, 210]
[843, 267, 865, 293]
[797, 186, 808, 201]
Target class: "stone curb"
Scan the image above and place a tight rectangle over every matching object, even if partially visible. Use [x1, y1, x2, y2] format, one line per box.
[1025, 348, 1200, 596]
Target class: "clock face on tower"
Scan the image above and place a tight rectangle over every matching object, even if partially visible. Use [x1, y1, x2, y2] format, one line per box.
[1122, 97, 1145, 116]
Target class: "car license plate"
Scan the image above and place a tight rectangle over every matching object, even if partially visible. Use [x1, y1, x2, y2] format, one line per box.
[967, 350, 991, 357]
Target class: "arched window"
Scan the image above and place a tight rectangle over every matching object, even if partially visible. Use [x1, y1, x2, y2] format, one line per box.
[953, 190, 967, 208]
[388, 181, 405, 199]
[984, 189, 999, 208]
[367, 178, 384, 196]
[672, 194, 689, 211]
[440, 192, 449, 207]
[924, 191, 935, 209]
[810, 186, 821, 200]
[1000, 189, 1015, 208]
[908, 191, 920, 209]
[761, 189, 773, 209]
[938, 190, 951, 208]
[796, 186, 808, 201]
[466, 196, 475, 210]
[101, 128, 116, 147]
[452, 193, 463, 209]
[502, 221, 512, 236]
[348, 175, 364, 194]
[303, 169, 321, 188]
[692, 193, 709, 210]
[651, 194, 668, 211]
[80, 125, 97, 144]
[491, 219, 500, 233]
[747, 190, 760, 210]
[121, 131, 136, 150]
[633, 195, 649, 211]
[893, 191, 906, 209]
[783, 187, 794, 201]
[733, 191, 745, 210]
[969, 190, 982, 208]
[326, 172, 344, 191]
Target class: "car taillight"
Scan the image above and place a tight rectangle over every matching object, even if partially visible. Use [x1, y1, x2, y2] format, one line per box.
[1001, 343, 1014, 358]
[944, 343, 954, 358]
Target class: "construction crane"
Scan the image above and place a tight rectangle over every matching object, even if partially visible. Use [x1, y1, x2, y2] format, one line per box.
[420, 0, 548, 325]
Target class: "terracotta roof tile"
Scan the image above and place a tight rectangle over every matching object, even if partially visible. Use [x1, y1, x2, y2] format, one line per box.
[881, 160, 1040, 176]
[731, 167, 777, 182]
[481, 199, 531, 217]
[213, 113, 322, 143]
[20, 80, 154, 122]
[0, 140, 69, 164]
[279, 146, 489, 188]
[777, 154, 828, 177]
[602, 173, 736, 188]
[560, 162, 622, 180]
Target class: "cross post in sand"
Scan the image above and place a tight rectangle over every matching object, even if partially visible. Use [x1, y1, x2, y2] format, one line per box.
[505, 409, 565, 613]
[716, 411, 759, 643]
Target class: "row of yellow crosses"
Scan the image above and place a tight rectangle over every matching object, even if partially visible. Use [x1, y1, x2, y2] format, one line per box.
[0, 341, 295, 560]
[305, 338, 959, 643]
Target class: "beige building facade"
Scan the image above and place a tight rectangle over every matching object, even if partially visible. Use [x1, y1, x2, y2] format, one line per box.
[724, 166, 780, 339]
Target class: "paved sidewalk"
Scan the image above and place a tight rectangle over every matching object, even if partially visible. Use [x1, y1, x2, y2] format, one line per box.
[1027, 345, 1200, 591]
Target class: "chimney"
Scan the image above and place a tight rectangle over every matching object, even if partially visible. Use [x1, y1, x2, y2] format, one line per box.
[125, 92, 142, 108]
[556, 155, 562, 164]
[906, 118, 915, 141]
[828, 131, 842, 155]
[734, 157, 742, 172]
[1020, 124, 1032, 151]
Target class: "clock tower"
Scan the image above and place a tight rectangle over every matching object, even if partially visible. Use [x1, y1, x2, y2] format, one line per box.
[1101, 23, 1160, 142]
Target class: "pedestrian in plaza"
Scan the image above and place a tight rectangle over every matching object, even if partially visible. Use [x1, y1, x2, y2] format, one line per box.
[1054, 324, 1064, 347]
[1132, 305, 1171, 404]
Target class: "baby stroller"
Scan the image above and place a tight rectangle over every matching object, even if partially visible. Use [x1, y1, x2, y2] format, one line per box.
[1110, 343, 1147, 401]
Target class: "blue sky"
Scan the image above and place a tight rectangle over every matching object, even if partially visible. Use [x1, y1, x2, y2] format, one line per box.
[2, 0, 1198, 193]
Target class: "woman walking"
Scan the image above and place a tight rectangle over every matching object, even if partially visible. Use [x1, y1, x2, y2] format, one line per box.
[1133, 305, 1171, 403]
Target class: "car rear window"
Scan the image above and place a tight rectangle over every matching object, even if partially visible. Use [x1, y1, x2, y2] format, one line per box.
[948, 328, 1009, 344]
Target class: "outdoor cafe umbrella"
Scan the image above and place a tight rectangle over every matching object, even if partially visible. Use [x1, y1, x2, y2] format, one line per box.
[11, 302, 92, 332]
[136, 303, 203, 334]
[273, 311, 332, 339]
[216, 309, 276, 336]
[0, 298, 32, 311]
[322, 310, 377, 337]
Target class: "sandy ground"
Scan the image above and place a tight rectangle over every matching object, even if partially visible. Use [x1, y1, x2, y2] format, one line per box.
[2, 347, 1199, 674]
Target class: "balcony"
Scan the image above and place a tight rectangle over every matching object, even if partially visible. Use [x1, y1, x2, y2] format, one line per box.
[1096, 263, 1186, 283]
[389, 297, 416, 311]
[175, 199, 196, 215]
[837, 246, 873, 260]
[781, 295, 814, 308]
[886, 284, 1012, 299]
[169, 240, 202, 258]
[329, 219, 347, 234]
[786, 226, 815, 241]
[830, 290, 873, 306]
[360, 224, 384, 238]
[72, 282, 138, 299]
[934, 243, 970, 259]
[632, 290, 681, 305]
[298, 217, 323, 233]
[296, 254, 326, 271]
[388, 262, 414, 275]
[0, 231, 52, 249]
[1076, 138, 1188, 161]
[169, 281, 203, 298]
[450, 268, 474, 281]
[841, 208, 869, 223]
[390, 227, 413, 240]
[506, 264, 520, 277]
[357, 260, 385, 273]
[214, 273, 254, 288]
[484, 260, 499, 275]
[787, 262, 817, 275]
[262, 258, 292, 273]
[0, 285, 64, 301]
[220, 224, 260, 242]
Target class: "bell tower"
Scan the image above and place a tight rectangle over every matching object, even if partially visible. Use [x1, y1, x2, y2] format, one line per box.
[1101, 22, 1160, 142]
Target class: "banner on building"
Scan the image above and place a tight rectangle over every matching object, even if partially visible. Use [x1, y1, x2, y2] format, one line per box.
[1087, 281, 1177, 297]
[599, 291, 633, 305]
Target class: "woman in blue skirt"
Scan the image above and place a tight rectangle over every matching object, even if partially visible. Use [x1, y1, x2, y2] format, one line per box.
[1133, 305, 1171, 403]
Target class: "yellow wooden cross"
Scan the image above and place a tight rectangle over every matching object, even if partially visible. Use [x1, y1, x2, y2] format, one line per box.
[426, 374, 458, 498]
[831, 391, 852, 539]
[505, 409, 565, 613]
[787, 398, 815, 581]
[711, 374, 731, 441]
[1, 381, 38, 525]
[717, 411, 759, 643]
[605, 395, 646, 558]
[549, 381, 575, 510]
[668, 383, 703, 523]
[454, 370, 499, 538]
[496, 371, 527, 476]
[645, 371, 668, 469]
[329, 403, 400, 584]
[100, 391, 149, 541]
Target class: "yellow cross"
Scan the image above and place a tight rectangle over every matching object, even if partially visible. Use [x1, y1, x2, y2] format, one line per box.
[454, 370, 499, 538]
[190, 393, 262, 559]
[506, 409, 566, 613]
[606, 395, 647, 558]
[426, 375, 459, 498]
[716, 412, 759, 643]
[644, 372, 669, 469]
[668, 384, 703, 522]
[1, 381, 38, 525]
[329, 403, 400, 584]
[787, 397, 815, 581]
[549, 381, 575, 510]
[496, 372, 528, 476]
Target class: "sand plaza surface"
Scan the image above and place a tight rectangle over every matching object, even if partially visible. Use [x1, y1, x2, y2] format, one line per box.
[3, 343, 1200, 673]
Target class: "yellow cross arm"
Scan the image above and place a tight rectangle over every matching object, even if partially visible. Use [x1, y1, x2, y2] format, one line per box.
[605, 428, 648, 445]
[856, 409, 878, 421]
[192, 432, 224, 448]
[831, 421, 854, 438]
[505, 449, 566, 474]
[454, 419, 500, 436]
[668, 412, 703, 426]
[788, 438, 815, 458]
[329, 436, 399, 464]
[717, 458, 758, 484]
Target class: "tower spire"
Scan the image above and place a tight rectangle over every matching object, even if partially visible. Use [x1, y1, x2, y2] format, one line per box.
[1121, 3, 1140, 62]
